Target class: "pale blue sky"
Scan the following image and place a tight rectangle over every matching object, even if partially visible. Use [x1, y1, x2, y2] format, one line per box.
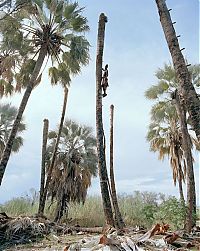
[0, 0, 199, 203]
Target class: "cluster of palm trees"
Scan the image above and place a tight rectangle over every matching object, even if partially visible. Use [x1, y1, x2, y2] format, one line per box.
[0, 0, 97, 220]
[0, 0, 199, 234]
[145, 63, 199, 232]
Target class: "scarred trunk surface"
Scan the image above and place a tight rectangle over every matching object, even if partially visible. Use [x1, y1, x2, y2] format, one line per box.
[38, 118, 49, 215]
[110, 105, 125, 229]
[96, 13, 114, 226]
[155, 0, 200, 143]
[0, 46, 47, 185]
[173, 90, 196, 233]
[40, 87, 69, 215]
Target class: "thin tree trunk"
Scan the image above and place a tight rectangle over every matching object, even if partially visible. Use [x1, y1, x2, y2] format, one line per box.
[39, 86, 69, 215]
[155, 0, 200, 143]
[109, 104, 125, 229]
[96, 13, 114, 226]
[38, 118, 49, 215]
[54, 190, 66, 222]
[172, 90, 196, 232]
[0, 46, 47, 185]
[177, 163, 185, 205]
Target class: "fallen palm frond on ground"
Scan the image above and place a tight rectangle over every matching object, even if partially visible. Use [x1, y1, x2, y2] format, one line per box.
[66, 224, 200, 251]
[0, 213, 200, 250]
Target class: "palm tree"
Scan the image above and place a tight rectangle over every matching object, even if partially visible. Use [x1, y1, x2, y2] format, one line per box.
[0, 103, 25, 156]
[0, 0, 90, 185]
[39, 33, 90, 214]
[172, 90, 196, 232]
[146, 102, 186, 203]
[46, 120, 97, 222]
[96, 13, 114, 226]
[145, 63, 198, 232]
[155, 0, 200, 142]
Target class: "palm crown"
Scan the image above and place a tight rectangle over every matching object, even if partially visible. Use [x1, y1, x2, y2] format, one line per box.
[0, 0, 90, 91]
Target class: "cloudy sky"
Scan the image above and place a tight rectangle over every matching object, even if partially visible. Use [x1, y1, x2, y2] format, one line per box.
[0, 0, 199, 203]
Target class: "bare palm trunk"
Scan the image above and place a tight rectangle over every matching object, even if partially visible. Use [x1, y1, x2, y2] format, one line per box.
[39, 86, 69, 215]
[109, 105, 125, 229]
[172, 90, 196, 232]
[38, 118, 49, 215]
[54, 190, 67, 222]
[96, 13, 114, 226]
[155, 0, 200, 142]
[0, 46, 47, 185]
[177, 163, 185, 205]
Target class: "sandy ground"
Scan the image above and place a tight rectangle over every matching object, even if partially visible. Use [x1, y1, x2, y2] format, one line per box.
[3, 233, 94, 251]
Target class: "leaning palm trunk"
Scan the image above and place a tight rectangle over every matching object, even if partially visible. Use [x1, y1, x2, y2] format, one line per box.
[109, 105, 125, 229]
[172, 90, 196, 232]
[40, 86, 69, 215]
[0, 46, 47, 186]
[96, 13, 114, 226]
[155, 0, 200, 143]
[38, 118, 49, 215]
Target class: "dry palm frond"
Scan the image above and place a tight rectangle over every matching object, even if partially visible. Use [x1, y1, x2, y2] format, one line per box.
[5, 216, 45, 239]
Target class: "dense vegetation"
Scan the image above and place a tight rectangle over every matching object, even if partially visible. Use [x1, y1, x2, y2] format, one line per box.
[1, 191, 194, 230]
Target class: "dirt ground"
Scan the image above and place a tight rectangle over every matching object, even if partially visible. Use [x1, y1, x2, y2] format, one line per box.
[3, 233, 94, 251]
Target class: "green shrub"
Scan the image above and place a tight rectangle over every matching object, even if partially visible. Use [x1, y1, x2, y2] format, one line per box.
[154, 196, 186, 230]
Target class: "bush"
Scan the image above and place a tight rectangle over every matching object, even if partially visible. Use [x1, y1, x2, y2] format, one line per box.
[0, 191, 187, 230]
[154, 196, 186, 230]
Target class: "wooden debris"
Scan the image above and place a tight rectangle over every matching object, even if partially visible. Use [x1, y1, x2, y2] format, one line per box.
[0, 214, 200, 250]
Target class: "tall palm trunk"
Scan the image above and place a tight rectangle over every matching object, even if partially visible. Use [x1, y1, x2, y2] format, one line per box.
[39, 86, 69, 215]
[172, 90, 196, 232]
[0, 46, 47, 185]
[109, 105, 125, 229]
[96, 13, 114, 226]
[38, 118, 49, 215]
[155, 0, 200, 142]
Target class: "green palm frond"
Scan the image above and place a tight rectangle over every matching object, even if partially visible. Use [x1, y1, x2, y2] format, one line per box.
[46, 119, 97, 211]
[0, 102, 26, 156]
[0, 0, 90, 97]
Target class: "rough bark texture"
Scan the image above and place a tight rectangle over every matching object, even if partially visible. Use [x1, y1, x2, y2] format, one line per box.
[54, 190, 67, 222]
[40, 87, 69, 215]
[0, 46, 47, 185]
[96, 13, 114, 226]
[155, 0, 200, 143]
[177, 162, 185, 205]
[172, 90, 196, 233]
[109, 105, 125, 229]
[38, 119, 49, 216]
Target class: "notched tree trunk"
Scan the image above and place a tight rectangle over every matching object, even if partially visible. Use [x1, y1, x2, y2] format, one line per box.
[96, 13, 114, 226]
[155, 0, 200, 143]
